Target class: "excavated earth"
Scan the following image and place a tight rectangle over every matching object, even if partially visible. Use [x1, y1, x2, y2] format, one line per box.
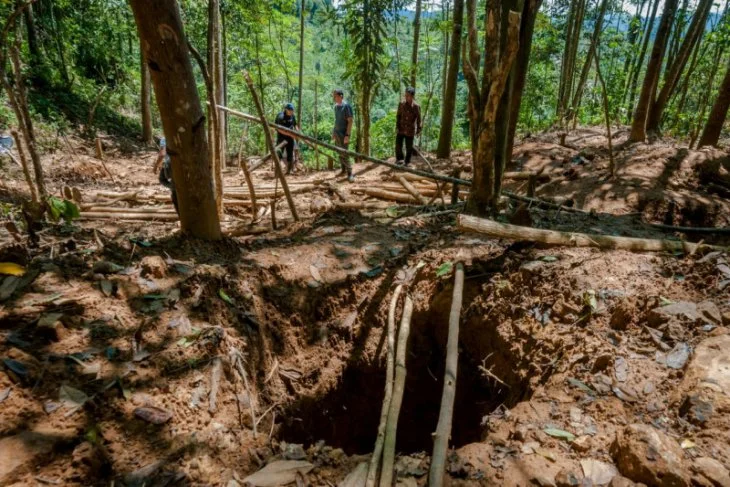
[0, 128, 729, 486]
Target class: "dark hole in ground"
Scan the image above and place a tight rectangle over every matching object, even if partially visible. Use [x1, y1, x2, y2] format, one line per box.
[279, 279, 532, 455]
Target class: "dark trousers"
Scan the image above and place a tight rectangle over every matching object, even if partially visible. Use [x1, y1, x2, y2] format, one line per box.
[396, 134, 414, 165]
[277, 136, 295, 172]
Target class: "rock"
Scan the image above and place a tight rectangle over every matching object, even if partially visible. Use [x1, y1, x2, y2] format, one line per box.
[0, 430, 67, 483]
[310, 196, 333, 214]
[648, 302, 699, 328]
[610, 424, 690, 486]
[683, 335, 730, 394]
[680, 391, 714, 426]
[581, 459, 618, 486]
[609, 475, 640, 487]
[692, 457, 730, 487]
[697, 302, 723, 326]
[722, 312, 730, 326]
[571, 435, 592, 452]
[555, 468, 582, 487]
[611, 301, 636, 330]
[338, 462, 368, 487]
[140, 256, 167, 279]
[666, 342, 691, 369]
[532, 473, 557, 486]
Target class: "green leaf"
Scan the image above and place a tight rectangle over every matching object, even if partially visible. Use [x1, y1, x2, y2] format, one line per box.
[567, 377, 596, 395]
[436, 262, 453, 277]
[544, 428, 576, 442]
[540, 255, 559, 262]
[47, 197, 79, 222]
[142, 294, 166, 300]
[583, 290, 597, 311]
[219, 289, 234, 305]
[385, 206, 400, 218]
[659, 296, 674, 306]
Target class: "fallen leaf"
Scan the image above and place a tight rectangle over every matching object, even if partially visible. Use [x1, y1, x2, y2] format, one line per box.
[218, 289, 234, 305]
[544, 428, 575, 442]
[535, 448, 557, 462]
[339, 462, 368, 487]
[243, 460, 314, 487]
[581, 459, 617, 485]
[567, 377, 596, 395]
[100, 280, 113, 297]
[134, 406, 172, 425]
[385, 206, 400, 218]
[309, 265, 323, 282]
[0, 262, 25, 276]
[0, 276, 20, 301]
[436, 261, 453, 277]
[59, 384, 88, 408]
[0, 387, 10, 403]
[539, 255, 559, 262]
[3, 359, 29, 381]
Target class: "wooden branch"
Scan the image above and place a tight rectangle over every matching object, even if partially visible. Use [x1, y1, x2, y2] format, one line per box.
[236, 131, 258, 218]
[367, 284, 404, 487]
[360, 188, 421, 204]
[11, 129, 37, 202]
[646, 223, 730, 235]
[243, 71, 299, 221]
[398, 176, 432, 205]
[249, 141, 287, 172]
[79, 212, 179, 221]
[334, 201, 391, 210]
[232, 350, 258, 438]
[217, 105, 471, 186]
[380, 295, 413, 487]
[457, 215, 726, 253]
[429, 263, 465, 487]
[82, 207, 177, 214]
[208, 357, 222, 414]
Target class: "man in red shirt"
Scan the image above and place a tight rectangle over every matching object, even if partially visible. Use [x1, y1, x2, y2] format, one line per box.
[395, 87, 422, 166]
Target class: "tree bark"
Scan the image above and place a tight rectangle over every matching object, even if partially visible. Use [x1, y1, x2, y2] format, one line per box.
[297, 0, 305, 125]
[208, 0, 226, 171]
[629, 0, 678, 142]
[436, 0, 464, 159]
[22, 2, 40, 64]
[129, 0, 222, 240]
[645, 0, 712, 134]
[625, 0, 660, 122]
[410, 0, 423, 89]
[141, 49, 153, 144]
[11, 129, 38, 203]
[697, 60, 730, 147]
[594, 46, 615, 177]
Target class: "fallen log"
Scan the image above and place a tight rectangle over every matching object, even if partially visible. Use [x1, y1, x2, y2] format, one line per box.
[380, 295, 413, 487]
[334, 201, 391, 210]
[79, 212, 179, 221]
[83, 207, 177, 214]
[397, 176, 430, 205]
[646, 222, 730, 235]
[457, 215, 726, 253]
[248, 141, 288, 172]
[360, 188, 421, 204]
[366, 284, 404, 487]
[429, 263, 465, 487]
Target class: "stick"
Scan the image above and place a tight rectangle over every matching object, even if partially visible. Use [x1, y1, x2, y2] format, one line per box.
[360, 188, 420, 204]
[78, 212, 179, 221]
[380, 295, 413, 487]
[232, 351, 258, 438]
[429, 263, 464, 487]
[237, 131, 258, 218]
[242, 71, 299, 221]
[217, 105, 471, 186]
[646, 222, 730, 235]
[11, 129, 37, 202]
[208, 357, 222, 414]
[249, 141, 288, 172]
[82, 207, 177, 214]
[397, 176, 430, 205]
[366, 284, 404, 487]
[457, 215, 726, 253]
[503, 171, 550, 182]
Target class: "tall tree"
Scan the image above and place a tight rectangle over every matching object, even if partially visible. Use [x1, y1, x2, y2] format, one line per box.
[435, 0, 464, 158]
[129, 0, 221, 239]
[298, 0, 305, 124]
[208, 0, 226, 165]
[22, 2, 40, 64]
[629, 0, 679, 142]
[141, 49, 153, 144]
[645, 0, 712, 133]
[624, 0, 660, 121]
[557, 0, 587, 121]
[410, 0, 423, 88]
[697, 59, 730, 147]
[462, 0, 520, 215]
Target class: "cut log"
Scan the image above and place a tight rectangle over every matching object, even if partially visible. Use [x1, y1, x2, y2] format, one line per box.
[92, 191, 139, 204]
[79, 212, 179, 221]
[366, 284, 404, 487]
[361, 188, 421, 204]
[334, 202, 391, 210]
[380, 295, 413, 487]
[457, 215, 725, 253]
[397, 176, 430, 205]
[83, 207, 177, 214]
[429, 263, 465, 487]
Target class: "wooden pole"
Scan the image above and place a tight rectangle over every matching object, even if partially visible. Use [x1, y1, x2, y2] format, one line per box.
[314, 78, 320, 171]
[243, 71, 299, 222]
[397, 176, 430, 205]
[217, 105, 471, 186]
[457, 215, 726, 253]
[237, 130, 258, 218]
[249, 141, 287, 172]
[367, 285, 404, 487]
[429, 263, 465, 487]
[380, 295, 413, 487]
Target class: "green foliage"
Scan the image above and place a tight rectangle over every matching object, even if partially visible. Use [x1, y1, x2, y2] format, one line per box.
[47, 197, 80, 223]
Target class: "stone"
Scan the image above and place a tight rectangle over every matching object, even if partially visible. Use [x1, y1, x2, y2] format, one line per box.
[571, 435, 592, 453]
[555, 467, 582, 487]
[310, 196, 333, 214]
[581, 459, 618, 486]
[683, 335, 730, 394]
[609, 475, 640, 487]
[692, 457, 730, 487]
[648, 302, 699, 328]
[610, 424, 690, 487]
[680, 391, 714, 426]
[611, 301, 636, 330]
[140, 256, 167, 279]
[697, 302, 723, 326]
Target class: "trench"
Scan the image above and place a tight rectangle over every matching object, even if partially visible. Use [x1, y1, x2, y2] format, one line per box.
[279, 280, 534, 455]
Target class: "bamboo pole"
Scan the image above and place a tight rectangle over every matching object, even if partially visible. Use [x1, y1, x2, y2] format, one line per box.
[457, 215, 726, 253]
[249, 141, 288, 172]
[217, 105, 471, 186]
[237, 130, 258, 217]
[359, 188, 421, 204]
[366, 284, 404, 487]
[429, 263, 465, 487]
[380, 295, 413, 487]
[397, 176, 430, 205]
[243, 71, 299, 222]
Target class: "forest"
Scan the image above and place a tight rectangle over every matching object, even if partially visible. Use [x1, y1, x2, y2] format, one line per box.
[1, 0, 730, 485]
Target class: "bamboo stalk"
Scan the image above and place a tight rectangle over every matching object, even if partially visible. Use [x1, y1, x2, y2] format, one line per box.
[243, 71, 299, 221]
[208, 357, 222, 414]
[398, 176, 434, 205]
[334, 201, 391, 210]
[237, 131, 258, 218]
[366, 284, 404, 487]
[429, 263, 465, 487]
[457, 215, 726, 253]
[380, 295, 413, 487]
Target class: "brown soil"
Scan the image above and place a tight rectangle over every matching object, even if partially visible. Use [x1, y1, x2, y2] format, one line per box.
[1, 128, 729, 486]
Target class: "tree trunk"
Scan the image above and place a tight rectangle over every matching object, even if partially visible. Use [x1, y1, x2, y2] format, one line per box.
[141, 49, 153, 144]
[557, 0, 586, 121]
[566, 0, 610, 123]
[129, 0, 221, 240]
[594, 46, 615, 177]
[297, 0, 305, 125]
[362, 86, 372, 156]
[625, 0, 660, 122]
[441, 1, 450, 101]
[697, 60, 730, 147]
[629, 0, 678, 142]
[208, 0, 224, 211]
[436, 0, 464, 158]
[645, 0, 712, 134]
[410, 0, 423, 89]
[22, 2, 40, 64]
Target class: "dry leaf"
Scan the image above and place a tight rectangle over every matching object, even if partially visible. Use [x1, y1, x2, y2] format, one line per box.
[243, 460, 314, 487]
[0, 262, 25, 276]
[309, 265, 323, 282]
[134, 406, 172, 425]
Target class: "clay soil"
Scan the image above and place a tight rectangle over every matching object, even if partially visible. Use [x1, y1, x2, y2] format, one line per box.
[1, 128, 729, 486]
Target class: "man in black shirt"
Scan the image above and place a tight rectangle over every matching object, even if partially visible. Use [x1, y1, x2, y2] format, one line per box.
[274, 103, 299, 174]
